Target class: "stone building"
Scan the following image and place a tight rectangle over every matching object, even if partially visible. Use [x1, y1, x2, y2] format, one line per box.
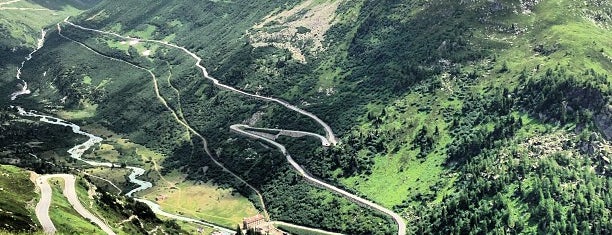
[243, 214, 265, 230]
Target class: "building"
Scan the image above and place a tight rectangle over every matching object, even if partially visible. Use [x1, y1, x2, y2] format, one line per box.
[243, 214, 265, 230]
[155, 194, 167, 201]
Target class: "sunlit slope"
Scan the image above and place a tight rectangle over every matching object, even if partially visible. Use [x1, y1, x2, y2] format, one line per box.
[0, 165, 37, 233]
[0, 0, 99, 49]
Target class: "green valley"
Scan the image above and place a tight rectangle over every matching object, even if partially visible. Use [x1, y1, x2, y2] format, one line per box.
[0, 0, 610, 234]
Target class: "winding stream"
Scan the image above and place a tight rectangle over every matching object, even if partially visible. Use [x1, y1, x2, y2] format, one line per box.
[15, 107, 151, 194]
[10, 25, 234, 234]
[9, 28, 46, 100]
[15, 106, 234, 234]
[16, 82, 153, 199]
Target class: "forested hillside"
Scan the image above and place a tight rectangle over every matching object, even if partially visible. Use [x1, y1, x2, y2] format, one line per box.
[0, 0, 610, 234]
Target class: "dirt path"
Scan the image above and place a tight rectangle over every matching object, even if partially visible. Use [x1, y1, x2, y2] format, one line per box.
[80, 171, 122, 194]
[135, 198, 232, 233]
[0, 0, 22, 6]
[164, 66, 187, 121]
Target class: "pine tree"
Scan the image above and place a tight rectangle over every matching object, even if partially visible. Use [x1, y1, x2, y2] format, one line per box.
[235, 224, 243, 235]
[500, 61, 509, 73]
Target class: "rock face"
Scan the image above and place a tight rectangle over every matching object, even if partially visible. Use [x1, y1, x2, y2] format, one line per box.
[581, 0, 612, 28]
[519, 0, 541, 14]
[595, 105, 612, 140]
[248, 0, 342, 63]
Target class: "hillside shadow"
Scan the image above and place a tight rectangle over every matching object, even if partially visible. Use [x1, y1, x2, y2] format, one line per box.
[0, 29, 73, 107]
[26, 0, 101, 11]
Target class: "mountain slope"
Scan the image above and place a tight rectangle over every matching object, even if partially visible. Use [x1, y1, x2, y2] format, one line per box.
[0, 165, 37, 232]
[0, 0, 610, 234]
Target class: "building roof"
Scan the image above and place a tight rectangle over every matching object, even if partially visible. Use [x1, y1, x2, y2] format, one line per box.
[243, 214, 265, 224]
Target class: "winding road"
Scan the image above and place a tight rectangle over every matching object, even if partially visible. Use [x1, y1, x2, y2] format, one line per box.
[231, 125, 407, 235]
[63, 18, 339, 146]
[35, 174, 116, 235]
[270, 221, 343, 235]
[9, 17, 234, 235]
[35, 175, 55, 234]
[16, 106, 234, 235]
[57, 21, 269, 218]
[58, 18, 406, 235]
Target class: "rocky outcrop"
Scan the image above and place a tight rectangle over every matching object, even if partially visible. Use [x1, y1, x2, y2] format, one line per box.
[248, 0, 342, 63]
[595, 105, 612, 140]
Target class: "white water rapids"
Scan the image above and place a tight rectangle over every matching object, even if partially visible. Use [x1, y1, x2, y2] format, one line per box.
[10, 29, 47, 101]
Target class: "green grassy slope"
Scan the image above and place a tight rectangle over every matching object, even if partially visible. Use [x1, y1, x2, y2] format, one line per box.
[0, 0, 100, 105]
[0, 165, 37, 233]
[301, 0, 611, 234]
[320, 0, 612, 208]
[0, 0, 98, 48]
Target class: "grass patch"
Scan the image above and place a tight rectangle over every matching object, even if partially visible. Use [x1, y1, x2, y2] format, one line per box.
[341, 148, 447, 207]
[172, 220, 216, 235]
[0, 0, 92, 47]
[56, 100, 98, 120]
[141, 172, 259, 228]
[339, 88, 457, 207]
[84, 167, 131, 192]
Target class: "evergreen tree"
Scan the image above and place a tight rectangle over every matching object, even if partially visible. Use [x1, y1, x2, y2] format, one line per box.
[235, 224, 243, 235]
